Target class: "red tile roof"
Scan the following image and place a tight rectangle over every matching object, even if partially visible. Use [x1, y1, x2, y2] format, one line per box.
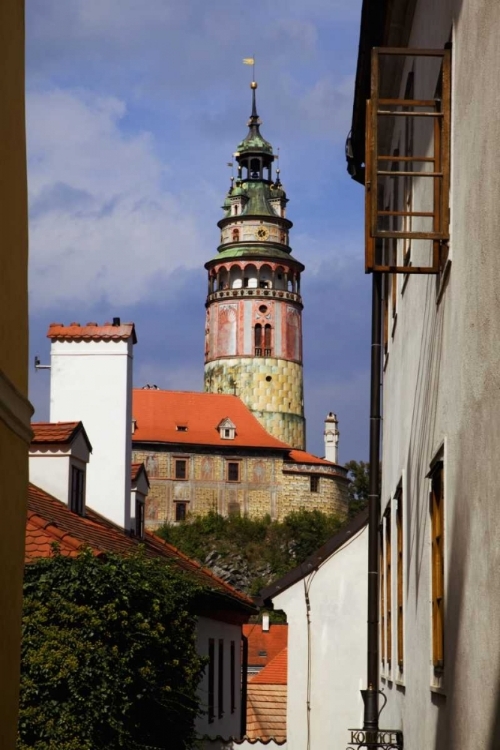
[31, 421, 92, 452]
[132, 390, 290, 450]
[47, 322, 137, 344]
[246, 684, 287, 741]
[26, 483, 255, 612]
[243, 623, 288, 668]
[247, 650, 288, 741]
[250, 648, 288, 686]
[287, 449, 335, 466]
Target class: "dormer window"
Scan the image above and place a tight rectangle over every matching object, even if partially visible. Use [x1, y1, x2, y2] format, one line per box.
[218, 417, 236, 440]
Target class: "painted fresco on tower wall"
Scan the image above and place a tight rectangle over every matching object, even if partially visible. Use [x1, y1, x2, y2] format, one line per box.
[217, 304, 238, 357]
[285, 306, 301, 361]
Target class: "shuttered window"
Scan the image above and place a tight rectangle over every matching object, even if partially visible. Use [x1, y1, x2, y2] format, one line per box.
[430, 461, 445, 672]
[365, 47, 451, 274]
[385, 508, 392, 668]
[396, 486, 404, 669]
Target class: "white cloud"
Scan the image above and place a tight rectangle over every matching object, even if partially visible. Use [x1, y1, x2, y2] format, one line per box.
[28, 89, 208, 310]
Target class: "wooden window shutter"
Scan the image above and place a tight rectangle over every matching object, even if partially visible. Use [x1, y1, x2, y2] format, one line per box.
[365, 47, 451, 274]
[430, 461, 445, 671]
[396, 487, 404, 668]
[385, 508, 392, 667]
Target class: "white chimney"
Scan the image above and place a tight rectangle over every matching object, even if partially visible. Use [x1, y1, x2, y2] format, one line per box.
[324, 412, 339, 464]
[48, 320, 136, 529]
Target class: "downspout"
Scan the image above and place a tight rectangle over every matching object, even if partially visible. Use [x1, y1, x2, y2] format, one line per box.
[241, 633, 248, 738]
[362, 271, 382, 732]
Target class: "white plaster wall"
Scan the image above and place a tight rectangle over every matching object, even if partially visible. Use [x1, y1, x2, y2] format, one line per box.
[49, 338, 133, 529]
[378, 2, 500, 748]
[199, 740, 286, 750]
[196, 617, 244, 740]
[272, 526, 367, 750]
[29, 450, 70, 503]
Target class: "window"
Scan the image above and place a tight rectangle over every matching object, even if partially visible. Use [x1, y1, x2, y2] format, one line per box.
[208, 639, 215, 723]
[264, 324, 272, 356]
[396, 486, 404, 669]
[227, 462, 240, 482]
[380, 529, 385, 667]
[70, 465, 85, 515]
[218, 639, 224, 719]
[175, 459, 187, 480]
[430, 459, 444, 673]
[385, 507, 392, 669]
[232, 227, 240, 242]
[364, 48, 451, 274]
[176, 425, 188, 432]
[135, 497, 145, 538]
[175, 502, 187, 522]
[310, 475, 319, 493]
[254, 324, 262, 355]
[230, 641, 236, 713]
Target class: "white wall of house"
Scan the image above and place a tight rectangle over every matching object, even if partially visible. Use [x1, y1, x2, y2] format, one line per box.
[49, 338, 134, 529]
[376, 2, 500, 748]
[271, 525, 367, 750]
[196, 617, 244, 740]
[29, 431, 90, 505]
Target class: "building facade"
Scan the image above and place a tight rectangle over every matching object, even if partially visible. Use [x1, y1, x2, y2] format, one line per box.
[348, 1, 500, 748]
[131, 389, 349, 527]
[260, 512, 368, 750]
[0, 2, 33, 747]
[204, 82, 306, 450]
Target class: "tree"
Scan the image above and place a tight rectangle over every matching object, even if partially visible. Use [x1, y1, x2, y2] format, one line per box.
[18, 549, 206, 750]
[345, 460, 370, 517]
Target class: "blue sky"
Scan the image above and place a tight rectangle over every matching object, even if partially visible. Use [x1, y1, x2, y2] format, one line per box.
[26, 0, 370, 462]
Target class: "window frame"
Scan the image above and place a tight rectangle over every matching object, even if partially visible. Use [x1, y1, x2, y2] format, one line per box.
[430, 457, 445, 675]
[218, 639, 224, 719]
[175, 502, 187, 522]
[385, 506, 392, 672]
[70, 464, 85, 515]
[227, 461, 241, 483]
[310, 475, 320, 493]
[135, 496, 145, 538]
[174, 458, 188, 480]
[208, 639, 215, 724]
[395, 484, 404, 672]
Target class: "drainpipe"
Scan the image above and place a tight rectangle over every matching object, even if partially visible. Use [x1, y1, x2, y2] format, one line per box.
[362, 271, 382, 733]
[241, 633, 249, 738]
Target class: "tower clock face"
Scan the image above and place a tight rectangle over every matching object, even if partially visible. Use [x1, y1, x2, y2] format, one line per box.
[256, 227, 270, 241]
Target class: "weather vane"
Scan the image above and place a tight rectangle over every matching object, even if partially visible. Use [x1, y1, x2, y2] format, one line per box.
[242, 55, 256, 82]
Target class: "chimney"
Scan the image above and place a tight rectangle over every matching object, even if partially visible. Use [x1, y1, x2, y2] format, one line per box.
[47, 321, 137, 529]
[324, 412, 339, 464]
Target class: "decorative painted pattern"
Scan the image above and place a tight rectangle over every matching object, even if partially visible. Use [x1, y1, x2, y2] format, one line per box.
[204, 356, 305, 449]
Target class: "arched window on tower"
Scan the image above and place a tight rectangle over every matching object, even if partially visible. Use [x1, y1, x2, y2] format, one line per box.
[232, 228, 240, 243]
[254, 324, 262, 356]
[264, 324, 272, 356]
[250, 158, 261, 179]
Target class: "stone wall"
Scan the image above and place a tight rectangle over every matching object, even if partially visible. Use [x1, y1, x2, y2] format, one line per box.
[133, 445, 348, 527]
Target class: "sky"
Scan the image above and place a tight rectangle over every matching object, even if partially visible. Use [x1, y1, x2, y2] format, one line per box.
[26, 0, 370, 463]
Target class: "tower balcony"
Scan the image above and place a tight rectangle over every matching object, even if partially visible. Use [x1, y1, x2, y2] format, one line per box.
[206, 287, 303, 306]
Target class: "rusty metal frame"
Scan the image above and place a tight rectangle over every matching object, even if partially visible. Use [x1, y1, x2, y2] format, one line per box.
[365, 47, 451, 274]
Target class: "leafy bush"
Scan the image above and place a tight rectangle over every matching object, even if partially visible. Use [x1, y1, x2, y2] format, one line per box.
[159, 509, 345, 592]
[18, 549, 206, 750]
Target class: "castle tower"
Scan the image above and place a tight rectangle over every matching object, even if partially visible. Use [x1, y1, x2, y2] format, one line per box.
[204, 82, 306, 450]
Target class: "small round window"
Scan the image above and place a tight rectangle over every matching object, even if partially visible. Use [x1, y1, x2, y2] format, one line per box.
[259, 305, 268, 313]
[266, 375, 272, 382]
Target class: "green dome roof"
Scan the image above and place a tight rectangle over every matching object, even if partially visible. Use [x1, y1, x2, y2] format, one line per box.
[236, 130, 273, 156]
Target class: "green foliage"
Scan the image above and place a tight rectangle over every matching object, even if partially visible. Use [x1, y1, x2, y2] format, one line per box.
[345, 460, 370, 517]
[159, 509, 344, 593]
[18, 549, 206, 750]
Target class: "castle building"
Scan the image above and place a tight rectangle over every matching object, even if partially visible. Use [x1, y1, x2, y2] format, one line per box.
[204, 81, 306, 451]
[131, 388, 349, 526]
